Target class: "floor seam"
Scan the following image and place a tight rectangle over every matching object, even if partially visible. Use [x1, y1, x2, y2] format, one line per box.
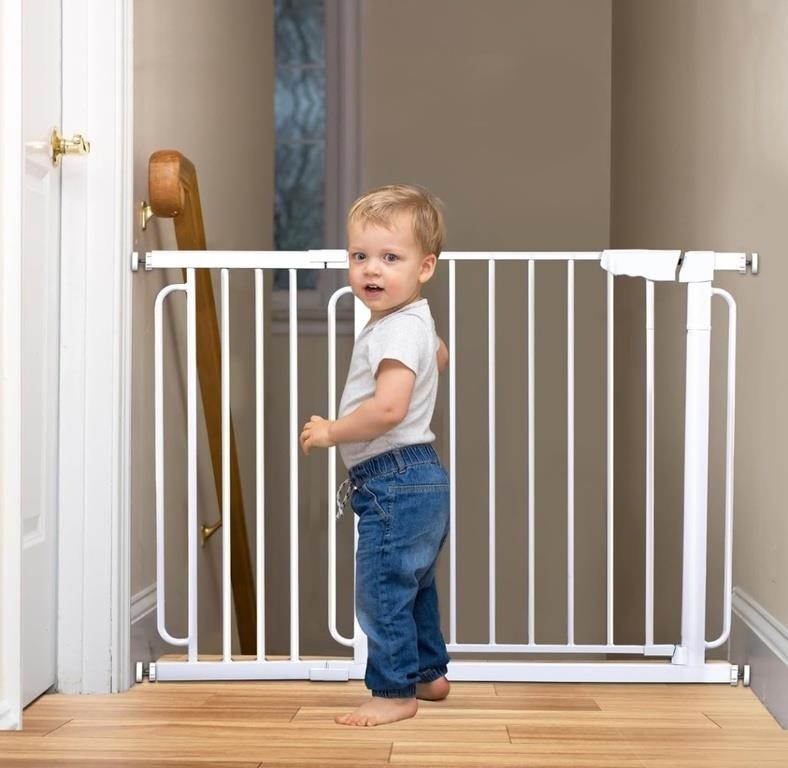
[42, 719, 72, 737]
[704, 712, 723, 728]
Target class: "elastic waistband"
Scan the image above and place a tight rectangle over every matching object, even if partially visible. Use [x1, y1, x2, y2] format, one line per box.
[348, 443, 439, 485]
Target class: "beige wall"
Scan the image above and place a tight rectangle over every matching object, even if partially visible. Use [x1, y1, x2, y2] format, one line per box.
[611, 0, 788, 645]
[132, 0, 274, 652]
[358, 0, 613, 648]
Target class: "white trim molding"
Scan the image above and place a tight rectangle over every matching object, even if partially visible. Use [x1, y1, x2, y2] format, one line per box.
[731, 587, 788, 728]
[57, 0, 133, 695]
[732, 588, 788, 665]
[0, 0, 23, 732]
[0, 700, 19, 730]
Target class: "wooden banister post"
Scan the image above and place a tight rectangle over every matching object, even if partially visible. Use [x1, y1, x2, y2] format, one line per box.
[149, 150, 257, 655]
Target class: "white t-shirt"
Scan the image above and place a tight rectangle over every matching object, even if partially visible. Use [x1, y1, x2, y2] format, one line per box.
[337, 298, 439, 469]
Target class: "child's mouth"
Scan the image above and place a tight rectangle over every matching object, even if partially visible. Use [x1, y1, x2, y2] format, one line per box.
[364, 284, 383, 296]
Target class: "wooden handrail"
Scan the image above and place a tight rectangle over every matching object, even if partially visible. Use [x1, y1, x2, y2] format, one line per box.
[148, 149, 257, 655]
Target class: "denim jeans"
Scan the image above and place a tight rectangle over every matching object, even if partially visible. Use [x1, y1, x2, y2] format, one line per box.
[348, 443, 450, 699]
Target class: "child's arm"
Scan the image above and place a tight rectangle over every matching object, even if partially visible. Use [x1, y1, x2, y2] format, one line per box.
[436, 336, 449, 374]
[300, 359, 415, 454]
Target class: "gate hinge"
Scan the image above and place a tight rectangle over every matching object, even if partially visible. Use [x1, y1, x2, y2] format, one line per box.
[671, 645, 688, 665]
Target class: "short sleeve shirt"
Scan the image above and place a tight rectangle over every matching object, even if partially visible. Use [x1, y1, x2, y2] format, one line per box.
[337, 298, 439, 469]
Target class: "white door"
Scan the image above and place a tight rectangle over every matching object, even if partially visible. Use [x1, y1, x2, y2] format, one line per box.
[20, 0, 62, 707]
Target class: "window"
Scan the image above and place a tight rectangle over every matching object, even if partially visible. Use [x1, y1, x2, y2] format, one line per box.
[272, 0, 359, 334]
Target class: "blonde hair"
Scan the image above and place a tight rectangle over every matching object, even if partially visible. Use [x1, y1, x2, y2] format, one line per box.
[347, 184, 446, 257]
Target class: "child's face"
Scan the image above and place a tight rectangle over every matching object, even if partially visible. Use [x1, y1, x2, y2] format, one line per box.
[347, 210, 436, 321]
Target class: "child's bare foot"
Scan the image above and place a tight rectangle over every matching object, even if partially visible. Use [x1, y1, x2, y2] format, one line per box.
[335, 696, 418, 726]
[416, 676, 450, 701]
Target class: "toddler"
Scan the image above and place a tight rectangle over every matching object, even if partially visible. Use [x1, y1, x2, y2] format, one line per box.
[300, 183, 451, 726]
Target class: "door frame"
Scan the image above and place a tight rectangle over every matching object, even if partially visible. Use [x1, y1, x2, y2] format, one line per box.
[57, 0, 133, 694]
[0, 0, 134, 714]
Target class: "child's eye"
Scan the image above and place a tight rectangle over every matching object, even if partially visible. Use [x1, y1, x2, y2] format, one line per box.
[383, 253, 399, 263]
[350, 252, 365, 262]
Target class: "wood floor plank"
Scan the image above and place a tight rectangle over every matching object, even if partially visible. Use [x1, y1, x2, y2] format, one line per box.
[47, 720, 508, 745]
[390, 741, 645, 767]
[0, 738, 392, 763]
[0, 761, 261, 768]
[23, 702, 297, 721]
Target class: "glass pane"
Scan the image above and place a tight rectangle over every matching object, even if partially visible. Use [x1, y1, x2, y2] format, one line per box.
[275, 67, 325, 141]
[275, 0, 324, 66]
[275, 141, 324, 250]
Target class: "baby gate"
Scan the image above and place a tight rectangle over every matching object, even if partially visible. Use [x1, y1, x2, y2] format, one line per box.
[141, 249, 756, 685]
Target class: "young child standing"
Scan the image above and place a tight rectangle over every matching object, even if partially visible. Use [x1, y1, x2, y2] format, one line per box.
[300, 184, 451, 726]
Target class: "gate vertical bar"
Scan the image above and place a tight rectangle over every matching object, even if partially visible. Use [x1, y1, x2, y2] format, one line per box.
[221, 269, 232, 661]
[527, 259, 535, 643]
[449, 259, 457, 644]
[645, 280, 655, 647]
[678, 280, 712, 668]
[289, 269, 299, 660]
[567, 260, 575, 645]
[255, 269, 265, 660]
[353, 296, 371, 669]
[488, 259, 496, 644]
[606, 271, 614, 645]
[186, 269, 198, 662]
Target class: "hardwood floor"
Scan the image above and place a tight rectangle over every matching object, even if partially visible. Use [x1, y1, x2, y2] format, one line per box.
[2, 680, 786, 767]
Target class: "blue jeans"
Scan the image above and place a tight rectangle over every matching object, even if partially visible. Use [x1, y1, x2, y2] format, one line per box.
[348, 443, 450, 699]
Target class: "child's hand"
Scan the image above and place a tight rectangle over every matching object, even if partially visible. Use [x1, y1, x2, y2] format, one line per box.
[300, 415, 335, 455]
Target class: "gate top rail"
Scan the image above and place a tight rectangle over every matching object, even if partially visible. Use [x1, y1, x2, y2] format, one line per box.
[136, 248, 757, 276]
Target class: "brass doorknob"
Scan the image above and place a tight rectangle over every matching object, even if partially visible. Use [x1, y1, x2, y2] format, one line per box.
[50, 128, 91, 166]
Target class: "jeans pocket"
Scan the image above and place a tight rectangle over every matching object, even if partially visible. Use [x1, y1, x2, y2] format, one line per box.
[358, 479, 389, 520]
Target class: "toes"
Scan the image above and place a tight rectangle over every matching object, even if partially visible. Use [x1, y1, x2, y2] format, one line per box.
[337, 712, 367, 727]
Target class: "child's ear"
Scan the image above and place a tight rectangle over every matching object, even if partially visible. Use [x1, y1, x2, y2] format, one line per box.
[419, 254, 437, 283]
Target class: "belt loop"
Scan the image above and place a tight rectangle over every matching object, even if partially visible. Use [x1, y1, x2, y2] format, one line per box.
[393, 448, 406, 473]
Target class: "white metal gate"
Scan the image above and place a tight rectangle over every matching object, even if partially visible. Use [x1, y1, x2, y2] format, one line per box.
[140, 248, 756, 684]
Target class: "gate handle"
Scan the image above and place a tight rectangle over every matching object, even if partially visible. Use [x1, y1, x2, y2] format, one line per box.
[327, 286, 355, 649]
[155, 281, 190, 648]
[706, 288, 736, 649]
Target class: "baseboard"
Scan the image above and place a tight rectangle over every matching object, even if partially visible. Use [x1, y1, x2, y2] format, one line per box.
[130, 583, 156, 624]
[130, 583, 171, 683]
[730, 587, 788, 728]
[0, 700, 19, 730]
